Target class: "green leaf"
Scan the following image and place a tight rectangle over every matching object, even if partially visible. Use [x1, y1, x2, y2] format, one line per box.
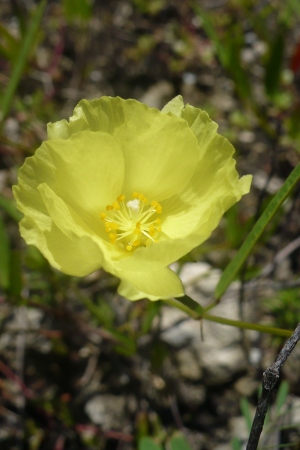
[0, 216, 10, 289]
[169, 436, 192, 450]
[175, 295, 204, 316]
[215, 163, 300, 300]
[0, 0, 47, 123]
[138, 437, 163, 450]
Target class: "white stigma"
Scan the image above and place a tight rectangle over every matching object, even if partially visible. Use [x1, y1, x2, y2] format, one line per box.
[126, 199, 140, 213]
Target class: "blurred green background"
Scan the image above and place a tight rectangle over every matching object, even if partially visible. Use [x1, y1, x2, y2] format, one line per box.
[1, 0, 300, 449]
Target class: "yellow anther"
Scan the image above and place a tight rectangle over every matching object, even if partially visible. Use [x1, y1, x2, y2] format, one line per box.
[126, 245, 132, 251]
[112, 201, 120, 210]
[138, 194, 147, 203]
[106, 204, 113, 211]
[136, 222, 141, 229]
[117, 194, 125, 202]
[134, 228, 142, 234]
[109, 222, 119, 230]
[150, 201, 162, 213]
[100, 213, 106, 221]
[109, 233, 116, 241]
[132, 192, 139, 198]
[133, 240, 140, 247]
[155, 218, 161, 224]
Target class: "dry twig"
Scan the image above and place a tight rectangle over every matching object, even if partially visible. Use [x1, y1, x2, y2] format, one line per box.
[246, 323, 300, 450]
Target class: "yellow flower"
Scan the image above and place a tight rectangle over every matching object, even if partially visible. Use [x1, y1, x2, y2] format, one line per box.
[13, 96, 251, 301]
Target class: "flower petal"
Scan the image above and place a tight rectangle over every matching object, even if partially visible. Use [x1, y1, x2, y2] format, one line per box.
[117, 105, 199, 201]
[38, 183, 125, 267]
[161, 95, 184, 116]
[16, 182, 104, 276]
[180, 103, 219, 148]
[47, 97, 200, 201]
[114, 237, 187, 272]
[18, 215, 103, 276]
[117, 266, 184, 300]
[159, 101, 252, 242]
[162, 133, 252, 241]
[47, 119, 72, 140]
[38, 183, 98, 240]
[14, 130, 124, 236]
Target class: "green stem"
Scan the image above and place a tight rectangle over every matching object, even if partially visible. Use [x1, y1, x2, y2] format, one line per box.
[170, 295, 292, 338]
[203, 313, 291, 337]
[165, 298, 199, 319]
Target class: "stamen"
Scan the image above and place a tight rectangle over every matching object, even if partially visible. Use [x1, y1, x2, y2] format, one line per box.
[100, 192, 162, 252]
[112, 201, 120, 210]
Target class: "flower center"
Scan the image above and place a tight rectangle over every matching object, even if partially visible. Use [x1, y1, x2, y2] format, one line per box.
[100, 192, 162, 251]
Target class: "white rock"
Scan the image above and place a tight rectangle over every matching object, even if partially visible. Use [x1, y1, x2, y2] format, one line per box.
[160, 263, 257, 384]
[85, 394, 126, 430]
[139, 81, 174, 109]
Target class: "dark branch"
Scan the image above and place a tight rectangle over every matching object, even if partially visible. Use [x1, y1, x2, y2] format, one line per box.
[246, 323, 300, 450]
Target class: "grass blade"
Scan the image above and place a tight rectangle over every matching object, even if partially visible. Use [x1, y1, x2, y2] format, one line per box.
[264, 28, 285, 98]
[0, 216, 10, 289]
[240, 397, 253, 433]
[192, 3, 228, 67]
[215, 163, 300, 299]
[0, 0, 47, 122]
[276, 381, 289, 414]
